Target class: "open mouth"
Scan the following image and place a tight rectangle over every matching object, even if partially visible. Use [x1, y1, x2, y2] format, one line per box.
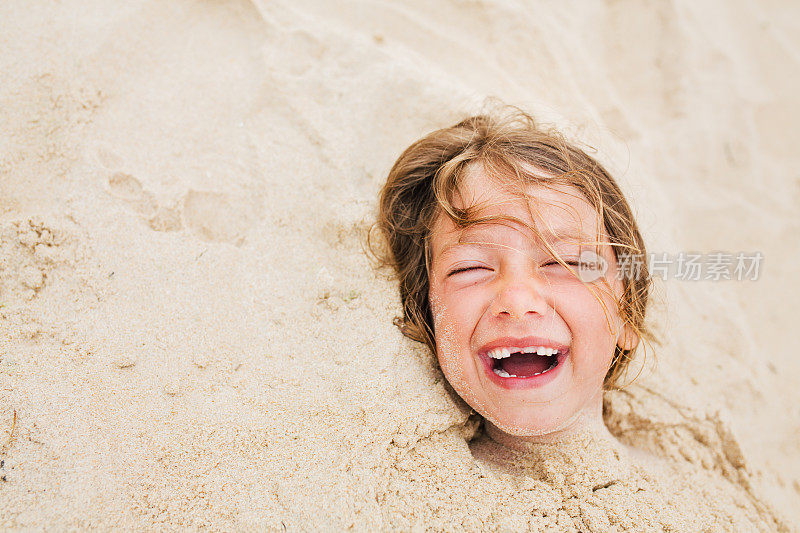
[484, 346, 566, 380]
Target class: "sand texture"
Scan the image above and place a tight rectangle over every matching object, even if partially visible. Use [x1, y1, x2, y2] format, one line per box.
[1, 0, 798, 530]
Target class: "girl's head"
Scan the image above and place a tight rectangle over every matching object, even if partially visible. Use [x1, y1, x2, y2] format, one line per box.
[372, 105, 653, 438]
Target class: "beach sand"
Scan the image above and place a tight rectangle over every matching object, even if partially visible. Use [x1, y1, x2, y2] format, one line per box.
[1, 0, 798, 530]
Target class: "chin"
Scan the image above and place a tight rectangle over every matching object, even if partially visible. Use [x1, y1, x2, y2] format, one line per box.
[488, 407, 582, 438]
[499, 421, 564, 438]
[490, 416, 555, 436]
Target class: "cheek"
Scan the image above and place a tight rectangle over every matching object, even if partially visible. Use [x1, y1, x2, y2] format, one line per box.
[557, 296, 617, 385]
[430, 287, 481, 358]
[432, 300, 468, 348]
[556, 286, 620, 348]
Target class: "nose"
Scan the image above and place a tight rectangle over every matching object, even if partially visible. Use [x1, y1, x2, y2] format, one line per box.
[488, 269, 550, 319]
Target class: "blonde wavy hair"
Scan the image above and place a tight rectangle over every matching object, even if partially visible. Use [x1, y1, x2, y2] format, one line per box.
[369, 105, 655, 388]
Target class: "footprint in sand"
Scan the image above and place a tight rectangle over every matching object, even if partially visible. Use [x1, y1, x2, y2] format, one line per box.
[92, 143, 124, 170]
[181, 190, 251, 245]
[106, 172, 183, 233]
[107, 172, 159, 218]
[99, 148, 250, 244]
[105, 174, 250, 244]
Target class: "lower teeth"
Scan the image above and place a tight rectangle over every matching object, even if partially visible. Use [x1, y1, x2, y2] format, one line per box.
[492, 361, 558, 378]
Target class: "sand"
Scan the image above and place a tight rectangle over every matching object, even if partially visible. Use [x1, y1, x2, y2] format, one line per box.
[1, 0, 798, 530]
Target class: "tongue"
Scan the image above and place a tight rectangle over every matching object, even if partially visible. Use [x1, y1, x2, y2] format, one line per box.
[500, 353, 553, 377]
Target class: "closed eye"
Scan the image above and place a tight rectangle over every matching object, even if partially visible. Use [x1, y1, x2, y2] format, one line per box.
[447, 265, 492, 276]
[541, 260, 580, 267]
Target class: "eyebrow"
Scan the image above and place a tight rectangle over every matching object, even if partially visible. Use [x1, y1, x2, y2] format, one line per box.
[438, 225, 593, 256]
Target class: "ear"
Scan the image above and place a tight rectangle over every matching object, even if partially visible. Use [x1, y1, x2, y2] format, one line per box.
[616, 322, 639, 352]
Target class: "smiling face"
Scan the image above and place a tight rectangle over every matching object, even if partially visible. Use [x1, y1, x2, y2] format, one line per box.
[428, 163, 636, 439]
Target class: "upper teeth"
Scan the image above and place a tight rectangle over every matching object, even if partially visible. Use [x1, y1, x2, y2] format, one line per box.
[487, 346, 559, 359]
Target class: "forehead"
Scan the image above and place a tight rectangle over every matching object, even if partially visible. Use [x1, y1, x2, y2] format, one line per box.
[430, 164, 602, 250]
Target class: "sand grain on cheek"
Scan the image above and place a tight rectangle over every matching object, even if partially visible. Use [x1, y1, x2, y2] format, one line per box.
[437, 322, 467, 386]
[429, 293, 460, 377]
